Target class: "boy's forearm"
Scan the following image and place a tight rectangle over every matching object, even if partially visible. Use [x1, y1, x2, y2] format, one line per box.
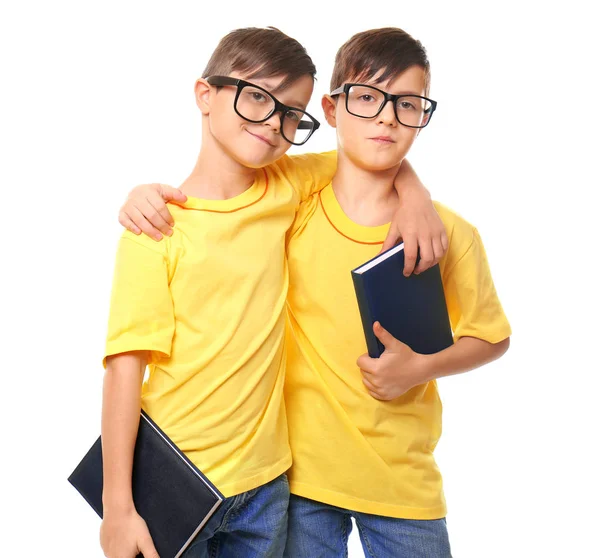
[101, 351, 148, 513]
[419, 336, 510, 383]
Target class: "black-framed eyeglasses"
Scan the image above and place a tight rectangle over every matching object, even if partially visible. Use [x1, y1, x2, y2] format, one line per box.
[206, 76, 320, 146]
[330, 83, 437, 129]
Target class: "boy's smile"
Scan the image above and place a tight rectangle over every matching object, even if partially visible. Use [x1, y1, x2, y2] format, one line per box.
[244, 127, 278, 148]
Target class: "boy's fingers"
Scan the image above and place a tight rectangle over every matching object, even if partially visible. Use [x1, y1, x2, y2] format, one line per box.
[441, 230, 449, 252]
[361, 371, 382, 394]
[118, 213, 142, 235]
[362, 375, 378, 393]
[138, 527, 160, 558]
[373, 322, 397, 350]
[145, 195, 174, 234]
[356, 353, 375, 372]
[380, 226, 400, 254]
[363, 378, 385, 400]
[161, 185, 188, 205]
[129, 206, 163, 241]
[414, 238, 434, 275]
[402, 233, 418, 276]
[139, 536, 160, 558]
[432, 235, 446, 264]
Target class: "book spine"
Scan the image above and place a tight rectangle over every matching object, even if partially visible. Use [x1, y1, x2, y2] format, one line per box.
[351, 271, 383, 358]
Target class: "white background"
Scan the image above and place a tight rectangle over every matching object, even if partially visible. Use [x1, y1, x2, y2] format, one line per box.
[1, 1, 599, 556]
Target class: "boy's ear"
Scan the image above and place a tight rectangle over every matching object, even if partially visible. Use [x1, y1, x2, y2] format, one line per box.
[321, 95, 338, 128]
[195, 78, 211, 115]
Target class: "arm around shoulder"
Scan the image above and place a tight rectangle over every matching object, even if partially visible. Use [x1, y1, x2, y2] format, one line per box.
[384, 159, 448, 274]
[281, 150, 337, 201]
[119, 182, 187, 241]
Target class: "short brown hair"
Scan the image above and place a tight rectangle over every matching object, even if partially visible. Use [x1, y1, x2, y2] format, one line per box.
[330, 28, 430, 93]
[202, 27, 316, 90]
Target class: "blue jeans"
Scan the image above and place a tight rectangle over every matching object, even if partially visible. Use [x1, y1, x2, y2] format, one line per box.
[182, 474, 290, 558]
[284, 494, 452, 558]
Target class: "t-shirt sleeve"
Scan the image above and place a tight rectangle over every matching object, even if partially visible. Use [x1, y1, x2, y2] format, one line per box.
[103, 233, 175, 368]
[286, 193, 321, 249]
[443, 228, 512, 344]
[277, 151, 337, 202]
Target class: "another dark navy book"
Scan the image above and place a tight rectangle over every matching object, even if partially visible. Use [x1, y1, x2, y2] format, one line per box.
[351, 243, 454, 358]
[68, 410, 224, 558]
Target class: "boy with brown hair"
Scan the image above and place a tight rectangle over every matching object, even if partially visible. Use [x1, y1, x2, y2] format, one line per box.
[280, 28, 511, 557]
[101, 27, 444, 558]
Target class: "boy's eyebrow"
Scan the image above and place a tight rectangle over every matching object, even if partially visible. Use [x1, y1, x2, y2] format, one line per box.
[248, 77, 282, 92]
[271, 84, 308, 110]
[285, 99, 308, 110]
[393, 90, 423, 97]
[362, 83, 424, 96]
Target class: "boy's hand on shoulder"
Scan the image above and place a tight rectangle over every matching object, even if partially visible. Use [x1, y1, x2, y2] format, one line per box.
[100, 508, 159, 558]
[382, 184, 448, 277]
[119, 183, 187, 242]
[357, 322, 428, 401]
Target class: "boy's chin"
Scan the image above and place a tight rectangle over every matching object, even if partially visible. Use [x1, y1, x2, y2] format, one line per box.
[232, 147, 282, 169]
[352, 155, 402, 173]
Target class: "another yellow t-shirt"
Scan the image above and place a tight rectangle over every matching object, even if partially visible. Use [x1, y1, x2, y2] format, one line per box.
[104, 153, 336, 497]
[285, 184, 512, 518]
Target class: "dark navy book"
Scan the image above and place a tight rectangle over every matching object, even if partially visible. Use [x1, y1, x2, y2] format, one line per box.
[351, 243, 454, 358]
[68, 410, 224, 558]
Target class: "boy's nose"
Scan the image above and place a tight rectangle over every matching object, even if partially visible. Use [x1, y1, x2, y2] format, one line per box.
[263, 111, 281, 132]
[377, 100, 397, 126]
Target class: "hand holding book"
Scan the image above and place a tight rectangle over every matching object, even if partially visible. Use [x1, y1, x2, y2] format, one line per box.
[68, 411, 224, 558]
[351, 243, 454, 360]
[357, 322, 430, 401]
[100, 509, 158, 558]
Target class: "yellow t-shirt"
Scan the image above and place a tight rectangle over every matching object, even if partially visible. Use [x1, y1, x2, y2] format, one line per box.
[104, 153, 336, 497]
[285, 184, 512, 518]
